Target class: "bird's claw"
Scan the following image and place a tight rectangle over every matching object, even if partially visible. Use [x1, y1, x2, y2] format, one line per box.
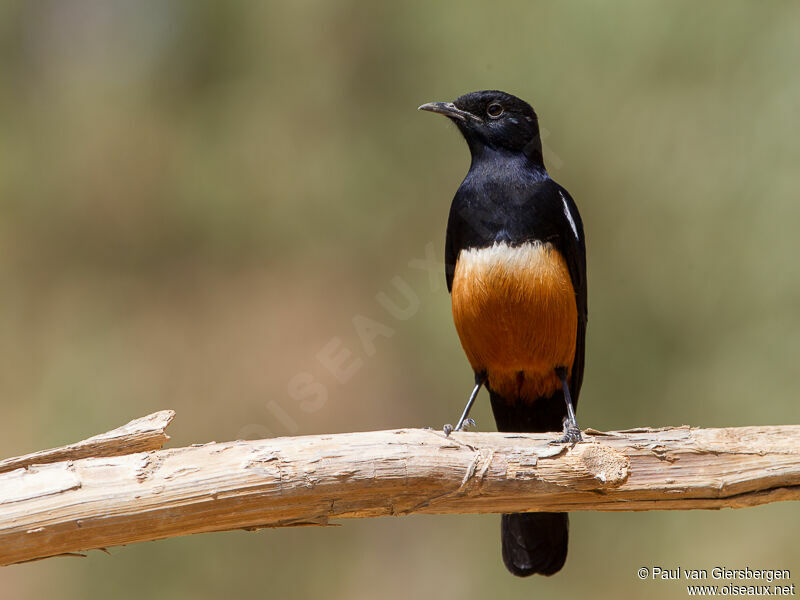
[444, 417, 477, 437]
[549, 423, 583, 447]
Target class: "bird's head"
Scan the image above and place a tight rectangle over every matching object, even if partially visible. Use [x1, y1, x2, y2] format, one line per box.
[419, 90, 543, 165]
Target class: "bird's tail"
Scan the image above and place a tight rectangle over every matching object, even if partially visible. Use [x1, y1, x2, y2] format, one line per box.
[501, 513, 568, 576]
[490, 388, 570, 577]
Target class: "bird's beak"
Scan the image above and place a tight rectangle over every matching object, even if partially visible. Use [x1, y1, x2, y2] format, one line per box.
[418, 101, 479, 123]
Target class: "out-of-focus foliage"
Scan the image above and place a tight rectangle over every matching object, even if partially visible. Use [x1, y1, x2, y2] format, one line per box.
[1, 1, 798, 598]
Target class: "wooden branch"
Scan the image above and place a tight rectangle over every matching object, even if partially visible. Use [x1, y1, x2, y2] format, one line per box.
[0, 411, 175, 475]
[1, 413, 798, 566]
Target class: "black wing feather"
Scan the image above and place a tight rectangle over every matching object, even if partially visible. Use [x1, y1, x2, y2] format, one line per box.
[552, 183, 587, 402]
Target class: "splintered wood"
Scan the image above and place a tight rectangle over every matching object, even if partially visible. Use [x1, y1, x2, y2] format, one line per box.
[0, 413, 798, 566]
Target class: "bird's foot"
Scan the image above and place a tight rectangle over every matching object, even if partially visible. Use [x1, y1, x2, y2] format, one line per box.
[443, 418, 477, 437]
[457, 418, 477, 432]
[548, 423, 583, 447]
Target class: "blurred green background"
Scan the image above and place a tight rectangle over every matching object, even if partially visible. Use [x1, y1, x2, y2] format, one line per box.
[1, 1, 798, 598]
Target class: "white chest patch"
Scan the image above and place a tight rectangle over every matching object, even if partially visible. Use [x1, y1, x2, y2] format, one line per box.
[454, 241, 573, 295]
[560, 191, 579, 241]
[457, 240, 554, 274]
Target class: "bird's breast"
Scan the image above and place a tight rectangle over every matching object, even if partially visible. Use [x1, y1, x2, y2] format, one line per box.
[451, 241, 578, 401]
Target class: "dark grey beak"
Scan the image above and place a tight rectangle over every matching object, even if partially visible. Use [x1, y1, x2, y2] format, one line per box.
[418, 101, 479, 123]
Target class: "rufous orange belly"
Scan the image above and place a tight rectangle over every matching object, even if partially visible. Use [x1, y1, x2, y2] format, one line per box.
[451, 241, 578, 402]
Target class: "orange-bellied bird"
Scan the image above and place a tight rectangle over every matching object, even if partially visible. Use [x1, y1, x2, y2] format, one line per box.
[419, 90, 587, 577]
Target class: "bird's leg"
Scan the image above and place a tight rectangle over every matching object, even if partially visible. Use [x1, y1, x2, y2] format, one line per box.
[549, 366, 583, 445]
[444, 372, 486, 436]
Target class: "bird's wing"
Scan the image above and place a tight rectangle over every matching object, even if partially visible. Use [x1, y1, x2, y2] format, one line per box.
[547, 182, 588, 400]
[444, 188, 467, 293]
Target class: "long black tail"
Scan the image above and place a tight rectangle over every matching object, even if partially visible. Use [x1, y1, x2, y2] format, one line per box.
[490, 388, 572, 577]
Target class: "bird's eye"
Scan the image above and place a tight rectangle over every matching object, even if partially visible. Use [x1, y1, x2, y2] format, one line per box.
[486, 103, 504, 118]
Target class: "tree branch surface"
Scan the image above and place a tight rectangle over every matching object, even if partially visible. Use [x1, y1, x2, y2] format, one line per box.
[1, 412, 798, 566]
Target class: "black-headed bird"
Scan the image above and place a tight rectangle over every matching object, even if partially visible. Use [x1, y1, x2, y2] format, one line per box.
[419, 90, 587, 577]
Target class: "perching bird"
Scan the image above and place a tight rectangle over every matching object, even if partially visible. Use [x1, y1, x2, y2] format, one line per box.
[419, 90, 587, 577]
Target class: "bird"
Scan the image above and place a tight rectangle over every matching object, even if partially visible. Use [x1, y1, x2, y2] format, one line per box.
[418, 90, 587, 577]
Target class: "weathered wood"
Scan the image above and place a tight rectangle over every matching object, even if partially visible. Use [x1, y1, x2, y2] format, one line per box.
[0, 415, 798, 566]
[0, 411, 175, 475]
